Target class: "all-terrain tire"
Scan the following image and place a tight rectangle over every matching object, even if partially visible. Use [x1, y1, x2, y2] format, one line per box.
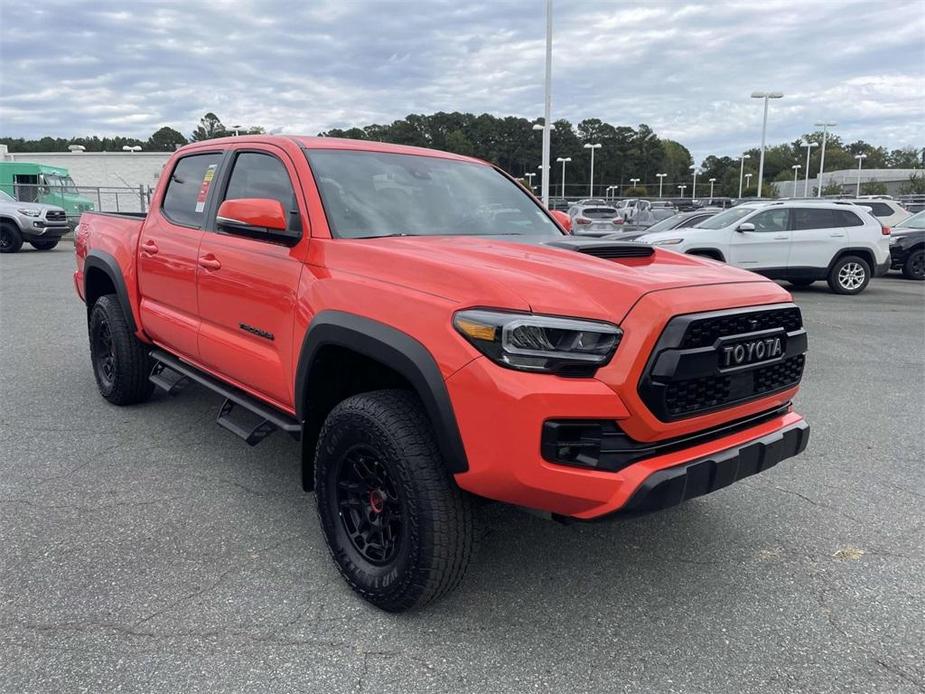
[902, 249, 924, 281]
[0, 223, 23, 253]
[88, 295, 155, 405]
[30, 238, 60, 251]
[314, 389, 476, 612]
[827, 255, 871, 295]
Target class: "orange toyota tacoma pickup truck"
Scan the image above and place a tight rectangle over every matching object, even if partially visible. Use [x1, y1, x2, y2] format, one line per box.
[74, 136, 809, 611]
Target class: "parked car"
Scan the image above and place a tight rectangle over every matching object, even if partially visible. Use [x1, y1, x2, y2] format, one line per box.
[0, 162, 95, 227]
[638, 200, 891, 294]
[75, 135, 810, 611]
[898, 194, 925, 214]
[889, 210, 925, 280]
[632, 209, 722, 235]
[839, 198, 910, 227]
[569, 204, 625, 232]
[0, 189, 70, 253]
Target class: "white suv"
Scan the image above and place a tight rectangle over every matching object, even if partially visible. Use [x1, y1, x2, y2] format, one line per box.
[838, 198, 910, 227]
[638, 201, 891, 294]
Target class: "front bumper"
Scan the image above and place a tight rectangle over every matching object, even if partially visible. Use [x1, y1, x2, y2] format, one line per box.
[21, 220, 69, 240]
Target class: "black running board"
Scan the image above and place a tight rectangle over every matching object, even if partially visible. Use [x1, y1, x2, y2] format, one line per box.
[149, 349, 301, 446]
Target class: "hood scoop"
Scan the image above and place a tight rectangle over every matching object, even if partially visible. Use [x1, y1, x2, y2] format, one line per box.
[542, 238, 654, 259]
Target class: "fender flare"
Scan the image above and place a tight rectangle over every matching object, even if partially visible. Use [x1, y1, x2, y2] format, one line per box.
[294, 310, 469, 476]
[83, 250, 137, 334]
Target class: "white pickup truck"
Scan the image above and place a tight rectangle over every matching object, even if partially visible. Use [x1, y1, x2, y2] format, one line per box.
[0, 190, 70, 253]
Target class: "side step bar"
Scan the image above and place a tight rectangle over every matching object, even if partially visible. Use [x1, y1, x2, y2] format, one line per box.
[149, 349, 301, 446]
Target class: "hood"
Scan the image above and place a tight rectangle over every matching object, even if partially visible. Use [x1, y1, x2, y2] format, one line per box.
[319, 235, 775, 323]
[0, 199, 65, 214]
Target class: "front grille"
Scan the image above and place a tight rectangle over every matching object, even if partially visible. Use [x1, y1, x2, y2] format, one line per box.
[639, 304, 807, 421]
[755, 355, 805, 393]
[681, 307, 802, 348]
[45, 210, 67, 221]
[665, 375, 732, 417]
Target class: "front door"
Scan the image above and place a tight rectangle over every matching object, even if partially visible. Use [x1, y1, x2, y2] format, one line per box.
[729, 208, 792, 270]
[138, 151, 223, 359]
[196, 147, 308, 410]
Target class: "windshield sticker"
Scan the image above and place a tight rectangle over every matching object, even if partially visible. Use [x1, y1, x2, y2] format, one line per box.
[195, 164, 217, 213]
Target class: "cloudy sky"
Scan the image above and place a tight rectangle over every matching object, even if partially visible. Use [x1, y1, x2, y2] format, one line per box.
[1, 0, 922, 162]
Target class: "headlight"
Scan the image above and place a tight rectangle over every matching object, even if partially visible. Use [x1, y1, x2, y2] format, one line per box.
[651, 238, 684, 246]
[17, 208, 41, 217]
[453, 309, 622, 375]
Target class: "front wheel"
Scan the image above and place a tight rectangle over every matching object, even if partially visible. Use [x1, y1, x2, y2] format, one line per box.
[88, 295, 155, 405]
[827, 255, 871, 295]
[0, 223, 23, 253]
[30, 238, 60, 251]
[314, 390, 476, 612]
[902, 249, 924, 280]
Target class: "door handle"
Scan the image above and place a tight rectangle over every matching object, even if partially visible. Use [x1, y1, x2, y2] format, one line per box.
[198, 255, 222, 271]
[773, 235, 788, 240]
[141, 240, 159, 254]
[829, 233, 845, 237]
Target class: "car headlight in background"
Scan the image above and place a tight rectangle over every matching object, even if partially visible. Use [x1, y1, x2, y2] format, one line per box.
[454, 309, 621, 375]
[17, 209, 41, 217]
[651, 238, 684, 246]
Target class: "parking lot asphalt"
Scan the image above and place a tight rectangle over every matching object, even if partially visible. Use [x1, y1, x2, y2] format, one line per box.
[1, 246, 923, 694]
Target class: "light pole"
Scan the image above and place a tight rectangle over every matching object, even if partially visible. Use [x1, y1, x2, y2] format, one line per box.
[738, 154, 750, 198]
[584, 143, 601, 197]
[744, 172, 753, 194]
[854, 153, 868, 196]
[540, 0, 553, 208]
[629, 178, 639, 194]
[801, 141, 818, 197]
[524, 172, 536, 191]
[791, 165, 801, 196]
[656, 173, 667, 198]
[709, 178, 716, 199]
[677, 184, 686, 197]
[556, 157, 571, 198]
[121, 145, 142, 153]
[751, 91, 784, 197]
[690, 166, 699, 200]
[815, 121, 837, 197]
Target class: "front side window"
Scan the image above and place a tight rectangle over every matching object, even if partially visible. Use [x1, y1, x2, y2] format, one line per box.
[792, 208, 841, 230]
[222, 152, 301, 232]
[306, 150, 562, 239]
[695, 206, 755, 229]
[162, 153, 223, 227]
[749, 209, 789, 232]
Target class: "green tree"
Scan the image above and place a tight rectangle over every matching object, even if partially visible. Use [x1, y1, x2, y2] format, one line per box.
[147, 126, 188, 151]
[900, 172, 925, 194]
[860, 181, 888, 195]
[191, 112, 226, 141]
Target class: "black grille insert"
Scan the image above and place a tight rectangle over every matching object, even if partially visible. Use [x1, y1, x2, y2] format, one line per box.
[681, 307, 802, 348]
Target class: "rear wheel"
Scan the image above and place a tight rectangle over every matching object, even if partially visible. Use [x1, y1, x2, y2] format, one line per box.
[88, 295, 155, 405]
[30, 238, 59, 251]
[314, 389, 476, 612]
[0, 223, 23, 253]
[827, 255, 871, 295]
[902, 249, 924, 280]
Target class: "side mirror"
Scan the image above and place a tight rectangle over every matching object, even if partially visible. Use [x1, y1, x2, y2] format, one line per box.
[736, 222, 756, 232]
[216, 198, 298, 242]
[550, 209, 572, 233]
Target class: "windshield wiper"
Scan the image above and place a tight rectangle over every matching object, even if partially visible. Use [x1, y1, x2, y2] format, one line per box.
[352, 232, 421, 239]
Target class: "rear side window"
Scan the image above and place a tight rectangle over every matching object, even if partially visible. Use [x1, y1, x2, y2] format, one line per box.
[864, 202, 893, 217]
[792, 208, 842, 230]
[838, 210, 864, 227]
[162, 153, 222, 227]
[222, 152, 301, 232]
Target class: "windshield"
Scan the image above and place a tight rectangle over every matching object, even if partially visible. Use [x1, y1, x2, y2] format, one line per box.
[0, 190, 14, 202]
[694, 206, 755, 229]
[305, 150, 563, 239]
[895, 210, 925, 229]
[44, 174, 79, 194]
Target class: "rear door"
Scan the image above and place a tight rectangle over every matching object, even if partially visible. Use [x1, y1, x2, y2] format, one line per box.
[196, 146, 308, 409]
[728, 207, 791, 270]
[789, 207, 848, 270]
[138, 151, 223, 359]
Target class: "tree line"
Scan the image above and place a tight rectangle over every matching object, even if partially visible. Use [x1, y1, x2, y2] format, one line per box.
[3, 111, 922, 196]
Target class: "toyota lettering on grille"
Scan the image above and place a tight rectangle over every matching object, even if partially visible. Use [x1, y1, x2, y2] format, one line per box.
[721, 336, 783, 368]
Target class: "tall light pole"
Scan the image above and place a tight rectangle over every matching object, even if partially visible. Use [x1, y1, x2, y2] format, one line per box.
[709, 178, 716, 199]
[744, 172, 753, 193]
[540, 0, 553, 208]
[630, 177, 639, 193]
[801, 141, 818, 197]
[656, 172, 667, 198]
[855, 153, 868, 196]
[791, 165, 801, 196]
[815, 121, 837, 197]
[738, 154, 750, 199]
[751, 91, 784, 198]
[677, 184, 687, 198]
[584, 142, 601, 197]
[524, 172, 536, 191]
[690, 166, 699, 200]
[556, 156, 571, 198]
